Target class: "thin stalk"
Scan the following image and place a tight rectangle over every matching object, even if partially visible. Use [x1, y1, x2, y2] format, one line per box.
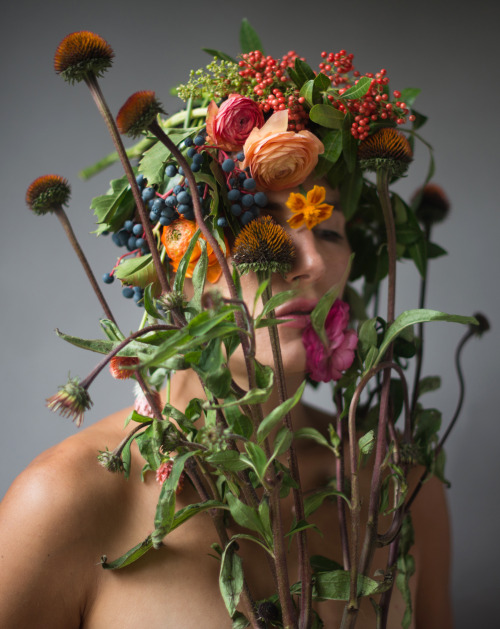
[378, 537, 400, 629]
[84, 75, 173, 299]
[54, 206, 116, 323]
[335, 391, 350, 571]
[358, 167, 398, 578]
[260, 278, 311, 629]
[410, 223, 432, 418]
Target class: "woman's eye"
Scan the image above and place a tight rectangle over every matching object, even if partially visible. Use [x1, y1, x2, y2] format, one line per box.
[314, 228, 344, 242]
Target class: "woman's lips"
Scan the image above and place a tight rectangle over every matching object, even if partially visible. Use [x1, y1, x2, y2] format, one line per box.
[274, 299, 318, 329]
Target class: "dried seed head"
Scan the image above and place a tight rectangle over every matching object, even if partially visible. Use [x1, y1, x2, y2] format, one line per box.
[26, 174, 71, 215]
[116, 91, 165, 137]
[358, 128, 413, 176]
[413, 183, 450, 226]
[232, 215, 296, 276]
[54, 31, 114, 83]
[46, 377, 93, 427]
[97, 448, 124, 473]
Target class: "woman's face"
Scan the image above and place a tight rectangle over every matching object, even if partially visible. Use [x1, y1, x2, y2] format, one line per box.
[210, 177, 352, 381]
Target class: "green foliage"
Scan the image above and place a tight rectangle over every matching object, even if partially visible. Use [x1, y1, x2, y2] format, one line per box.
[239, 18, 264, 54]
[90, 173, 135, 234]
[220, 541, 244, 617]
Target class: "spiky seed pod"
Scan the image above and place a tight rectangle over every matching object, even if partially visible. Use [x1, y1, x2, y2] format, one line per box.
[46, 377, 93, 427]
[232, 215, 296, 276]
[358, 128, 413, 177]
[158, 290, 187, 312]
[109, 356, 140, 380]
[97, 449, 124, 473]
[116, 91, 166, 138]
[413, 183, 450, 226]
[26, 174, 71, 215]
[54, 31, 114, 83]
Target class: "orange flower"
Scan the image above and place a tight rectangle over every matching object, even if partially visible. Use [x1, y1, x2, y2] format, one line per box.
[242, 110, 324, 191]
[116, 90, 165, 138]
[161, 218, 227, 284]
[109, 356, 140, 379]
[286, 185, 334, 230]
[54, 31, 114, 83]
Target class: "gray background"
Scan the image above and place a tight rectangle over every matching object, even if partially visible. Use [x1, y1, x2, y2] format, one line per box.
[1, 1, 498, 625]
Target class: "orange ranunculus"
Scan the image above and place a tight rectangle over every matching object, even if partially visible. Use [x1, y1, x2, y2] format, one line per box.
[161, 218, 227, 284]
[206, 94, 264, 152]
[286, 185, 334, 230]
[242, 110, 324, 191]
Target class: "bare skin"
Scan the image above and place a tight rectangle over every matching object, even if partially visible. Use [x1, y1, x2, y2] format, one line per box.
[0, 184, 453, 628]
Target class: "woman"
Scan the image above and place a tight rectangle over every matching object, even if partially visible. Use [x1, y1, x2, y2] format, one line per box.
[0, 32, 453, 628]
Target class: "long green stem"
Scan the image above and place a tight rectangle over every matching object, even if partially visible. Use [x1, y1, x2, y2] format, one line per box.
[54, 206, 116, 323]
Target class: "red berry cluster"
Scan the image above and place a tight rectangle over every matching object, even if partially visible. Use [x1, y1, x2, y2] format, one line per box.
[319, 51, 415, 140]
[238, 50, 308, 130]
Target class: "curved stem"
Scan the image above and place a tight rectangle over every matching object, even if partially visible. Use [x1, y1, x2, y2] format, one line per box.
[335, 391, 350, 572]
[54, 207, 116, 323]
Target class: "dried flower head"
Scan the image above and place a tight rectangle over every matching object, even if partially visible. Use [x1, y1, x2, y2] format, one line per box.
[413, 183, 450, 226]
[156, 459, 185, 494]
[286, 185, 334, 230]
[97, 448, 124, 473]
[471, 312, 490, 336]
[109, 356, 140, 380]
[116, 91, 166, 137]
[26, 174, 71, 215]
[54, 31, 114, 83]
[46, 377, 93, 427]
[232, 215, 296, 275]
[358, 128, 413, 176]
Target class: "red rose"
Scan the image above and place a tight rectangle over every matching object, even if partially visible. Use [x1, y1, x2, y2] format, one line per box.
[206, 94, 264, 151]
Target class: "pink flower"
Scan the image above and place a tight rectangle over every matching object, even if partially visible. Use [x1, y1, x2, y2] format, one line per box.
[242, 110, 324, 191]
[134, 384, 162, 419]
[156, 460, 185, 493]
[302, 300, 358, 382]
[206, 94, 264, 151]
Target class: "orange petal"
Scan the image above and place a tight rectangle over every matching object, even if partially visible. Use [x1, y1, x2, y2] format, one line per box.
[286, 192, 307, 212]
[287, 213, 305, 229]
[206, 262, 222, 284]
[306, 185, 326, 206]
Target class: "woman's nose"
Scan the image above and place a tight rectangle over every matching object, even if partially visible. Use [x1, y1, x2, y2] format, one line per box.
[285, 228, 326, 285]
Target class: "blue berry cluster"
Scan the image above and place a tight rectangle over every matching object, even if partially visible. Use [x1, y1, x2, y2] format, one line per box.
[221, 152, 268, 227]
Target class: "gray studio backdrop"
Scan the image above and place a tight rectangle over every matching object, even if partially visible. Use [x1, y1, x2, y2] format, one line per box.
[1, 1, 498, 625]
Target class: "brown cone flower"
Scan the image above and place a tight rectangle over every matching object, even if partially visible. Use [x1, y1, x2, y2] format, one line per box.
[116, 91, 165, 138]
[54, 31, 114, 83]
[232, 215, 296, 276]
[46, 377, 93, 427]
[26, 174, 71, 215]
[358, 128, 413, 176]
[413, 183, 450, 226]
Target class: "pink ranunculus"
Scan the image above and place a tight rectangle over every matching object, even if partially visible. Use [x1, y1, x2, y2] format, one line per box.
[206, 94, 265, 152]
[302, 300, 358, 383]
[242, 110, 324, 191]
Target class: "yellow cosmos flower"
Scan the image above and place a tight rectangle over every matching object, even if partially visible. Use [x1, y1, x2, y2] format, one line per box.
[286, 185, 334, 230]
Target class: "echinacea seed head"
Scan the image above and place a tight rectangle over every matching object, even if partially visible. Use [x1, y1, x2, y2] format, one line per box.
[358, 128, 413, 177]
[54, 31, 114, 83]
[116, 91, 165, 138]
[26, 174, 71, 215]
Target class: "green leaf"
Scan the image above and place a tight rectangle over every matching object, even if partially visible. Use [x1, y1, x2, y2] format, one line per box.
[321, 130, 343, 164]
[376, 309, 478, 366]
[101, 536, 153, 570]
[294, 427, 331, 450]
[400, 88, 421, 108]
[220, 542, 244, 617]
[259, 289, 299, 319]
[358, 318, 378, 358]
[226, 493, 263, 534]
[272, 426, 293, 459]
[340, 166, 363, 220]
[55, 329, 152, 357]
[139, 131, 195, 185]
[202, 48, 237, 63]
[90, 174, 135, 232]
[418, 375, 441, 396]
[290, 58, 316, 88]
[191, 240, 208, 314]
[358, 430, 376, 456]
[314, 570, 391, 601]
[310, 254, 353, 346]
[206, 366, 232, 398]
[310, 555, 343, 573]
[239, 18, 263, 54]
[206, 450, 249, 472]
[173, 228, 201, 294]
[309, 104, 345, 129]
[339, 76, 372, 100]
[257, 380, 306, 442]
[225, 404, 253, 439]
[143, 283, 163, 319]
[171, 500, 227, 531]
[304, 488, 350, 518]
[114, 254, 159, 289]
[427, 242, 447, 259]
[408, 240, 427, 278]
[241, 442, 268, 482]
[232, 612, 250, 628]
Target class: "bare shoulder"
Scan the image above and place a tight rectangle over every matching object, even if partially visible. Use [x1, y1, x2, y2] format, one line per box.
[0, 408, 142, 629]
[408, 470, 453, 629]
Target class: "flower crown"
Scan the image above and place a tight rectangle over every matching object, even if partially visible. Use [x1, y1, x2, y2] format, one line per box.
[52, 25, 428, 310]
